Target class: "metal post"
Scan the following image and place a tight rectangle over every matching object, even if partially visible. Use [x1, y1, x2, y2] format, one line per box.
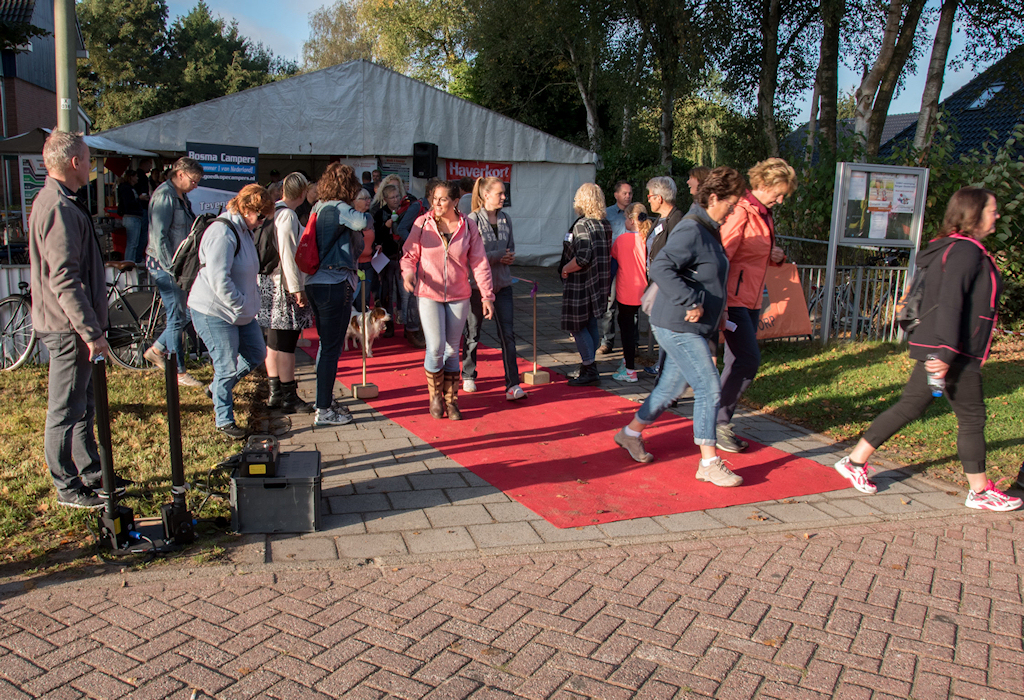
[53, 0, 78, 132]
[91, 357, 117, 518]
[164, 352, 186, 511]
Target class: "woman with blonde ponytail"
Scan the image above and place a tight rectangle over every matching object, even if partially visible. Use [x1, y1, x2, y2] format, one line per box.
[462, 176, 525, 399]
[609, 202, 652, 382]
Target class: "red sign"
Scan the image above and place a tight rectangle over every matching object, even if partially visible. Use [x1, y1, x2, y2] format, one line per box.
[446, 160, 511, 182]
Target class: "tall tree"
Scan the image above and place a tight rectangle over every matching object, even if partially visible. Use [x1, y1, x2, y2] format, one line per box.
[164, 2, 295, 111]
[852, 0, 927, 158]
[77, 0, 168, 130]
[302, 0, 372, 70]
[356, 0, 470, 89]
[816, 0, 845, 156]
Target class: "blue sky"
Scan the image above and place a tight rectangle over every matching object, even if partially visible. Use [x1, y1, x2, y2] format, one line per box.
[169, 0, 993, 126]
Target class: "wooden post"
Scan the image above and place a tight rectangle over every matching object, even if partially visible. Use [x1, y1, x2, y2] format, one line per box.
[350, 270, 379, 398]
[520, 277, 549, 385]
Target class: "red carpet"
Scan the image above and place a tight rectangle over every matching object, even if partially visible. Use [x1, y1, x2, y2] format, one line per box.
[303, 331, 851, 528]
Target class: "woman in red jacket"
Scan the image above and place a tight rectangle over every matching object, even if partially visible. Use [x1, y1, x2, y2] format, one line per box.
[402, 180, 494, 420]
[716, 158, 797, 453]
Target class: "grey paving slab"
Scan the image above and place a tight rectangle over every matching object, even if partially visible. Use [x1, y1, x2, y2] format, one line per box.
[422, 504, 495, 528]
[353, 476, 413, 494]
[407, 472, 471, 490]
[529, 519, 605, 543]
[706, 504, 781, 528]
[335, 533, 408, 558]
[866, 493, 940, 515]
[268, 537, 338, 562]
[759, 502, 839, 523]
[327, 493, 390, 514]
[597, 517, 668, 538]
[912, 489, 969, 510]
[485, 501, 544, 522]
[403, 527, 478, 554]
[363, 510, 431, 533]
[444, 486, 509, 505]
[387, 489, 451, 510]
[653, 511, 729, 533]
[314, 512, 366, 536]
[468, 522, 544, 548]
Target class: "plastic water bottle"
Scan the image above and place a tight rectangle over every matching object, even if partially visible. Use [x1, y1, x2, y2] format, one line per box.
[926, 354, 944, 397]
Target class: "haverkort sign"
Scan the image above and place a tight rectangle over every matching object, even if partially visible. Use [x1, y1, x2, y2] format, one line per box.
[446, 159, 512, 206]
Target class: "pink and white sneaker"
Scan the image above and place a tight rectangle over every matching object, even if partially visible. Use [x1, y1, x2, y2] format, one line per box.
[965, 479, 1022, 512]
[834, 456, 877, 494]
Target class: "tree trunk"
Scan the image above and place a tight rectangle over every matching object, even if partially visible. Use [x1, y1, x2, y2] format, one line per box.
[913, 0, 958, 152]
[758, 0, 782, 156]
[805, 70, 821, 164]
[817, 0, 843, 155]
[621, 33, 649, 149]
[865, 0, 927, 157]
[853, 0, 904, 154]
[567, 43, 602, 152]
[660, 72, 676, 173]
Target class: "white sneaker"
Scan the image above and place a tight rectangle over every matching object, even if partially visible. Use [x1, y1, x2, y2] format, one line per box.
[505, 384, 527, 400]
[463, 378, 477, 393]
[695, 457, 743, 487]
[314, 407, 353, 426]
[965, 479, 1022, 511]
[834, 456, 877, 494]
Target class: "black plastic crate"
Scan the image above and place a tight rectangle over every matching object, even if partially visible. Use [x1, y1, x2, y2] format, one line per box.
[231, 451, 321, 533]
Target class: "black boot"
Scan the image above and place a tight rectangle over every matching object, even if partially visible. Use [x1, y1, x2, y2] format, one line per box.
[568, 362, 599, 386]
[267, 377, 285, 408]
[281, 381, 315, 414]
[383, 318, 395, 338]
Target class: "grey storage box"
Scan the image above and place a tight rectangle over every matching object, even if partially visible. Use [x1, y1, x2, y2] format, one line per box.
[231, 451, 321, 533]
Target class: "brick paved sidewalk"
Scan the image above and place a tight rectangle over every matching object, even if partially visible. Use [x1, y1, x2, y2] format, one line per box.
[1, 513, 1021, 699]
[236, 266, 980, 567]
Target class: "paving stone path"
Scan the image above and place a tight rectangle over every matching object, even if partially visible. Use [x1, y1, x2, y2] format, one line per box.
[2, 266, 1021, 698]
[1, 514, 1021, 699]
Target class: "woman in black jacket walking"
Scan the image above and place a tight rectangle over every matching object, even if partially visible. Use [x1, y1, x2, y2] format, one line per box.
[612, 167, 746, 487]
[834, 187, 1019, 511]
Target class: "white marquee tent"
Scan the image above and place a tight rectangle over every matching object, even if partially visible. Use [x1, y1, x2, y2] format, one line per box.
[100, 60, 598, 265]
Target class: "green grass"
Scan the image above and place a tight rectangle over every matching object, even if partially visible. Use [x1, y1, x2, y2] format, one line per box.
[0, 362, 264, 572]
[744, 336, 1024, 487]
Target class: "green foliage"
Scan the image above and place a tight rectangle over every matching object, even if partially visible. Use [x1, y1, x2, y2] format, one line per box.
[77, 0, 296, 130]
[302, 0, 372, 71]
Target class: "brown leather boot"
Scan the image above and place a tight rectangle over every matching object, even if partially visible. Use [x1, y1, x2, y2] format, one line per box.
[426, 369, 445, 419]
[443, 371, 462, 420]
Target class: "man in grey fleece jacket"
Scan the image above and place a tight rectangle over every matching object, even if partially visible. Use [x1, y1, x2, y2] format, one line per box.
[28, 131, 110, 509]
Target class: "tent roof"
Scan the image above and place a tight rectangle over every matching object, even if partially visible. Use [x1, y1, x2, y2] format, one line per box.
[99, 60, 596, 165]
[0, 128, 157, 156]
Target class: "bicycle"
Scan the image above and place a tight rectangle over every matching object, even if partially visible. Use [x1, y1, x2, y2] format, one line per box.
[0, 281, 35, 370]
[0, 260, 167, 371]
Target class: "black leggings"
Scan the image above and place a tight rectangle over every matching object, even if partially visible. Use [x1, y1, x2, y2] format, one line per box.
[266, 329, 301, 354]
[616, 302, 640, 370]
[863, 361, 987, 474]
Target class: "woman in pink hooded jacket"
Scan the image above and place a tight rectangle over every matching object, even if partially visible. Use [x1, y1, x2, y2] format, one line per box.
[402, 180, 494, 420]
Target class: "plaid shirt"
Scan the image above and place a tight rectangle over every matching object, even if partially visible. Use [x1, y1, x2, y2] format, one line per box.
[560, 217, 611, 332]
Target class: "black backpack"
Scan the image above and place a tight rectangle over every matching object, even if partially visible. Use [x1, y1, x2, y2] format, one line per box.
[170, 214, 240, 293]
[253, 202, 287, 276]
[897, 259, 940, 332]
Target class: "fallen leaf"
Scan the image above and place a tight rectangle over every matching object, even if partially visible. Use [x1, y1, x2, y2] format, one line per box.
[803, 533, 813, 539]
[747, 512, 769, 521]
[576, 479, 589, 484]
[555, 494, 566, 498]
[900, 498, 911, 505]
[596, 509, 609, 514]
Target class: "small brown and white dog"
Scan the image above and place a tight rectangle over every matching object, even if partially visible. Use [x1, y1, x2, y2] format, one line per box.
[345, 307, 391, 357]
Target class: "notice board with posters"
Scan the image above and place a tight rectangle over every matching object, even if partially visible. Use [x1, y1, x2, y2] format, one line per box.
[832, 162, 928, 245]
[186, 142, 259, 215]
[446, 160, 512, 206]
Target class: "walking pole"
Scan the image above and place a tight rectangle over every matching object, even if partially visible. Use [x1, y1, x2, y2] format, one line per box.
[520, 277, 549, 385]
[351, 269, 378, 399]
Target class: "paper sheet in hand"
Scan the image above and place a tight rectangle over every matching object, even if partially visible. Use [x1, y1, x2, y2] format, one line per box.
[371, 250, 390, 274]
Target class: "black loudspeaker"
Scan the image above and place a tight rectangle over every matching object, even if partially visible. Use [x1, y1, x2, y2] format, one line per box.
[413, 142, 438, 178]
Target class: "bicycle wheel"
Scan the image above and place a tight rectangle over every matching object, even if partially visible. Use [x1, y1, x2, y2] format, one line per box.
[0, 295, 35, 370]
[107, 288, 166, 370]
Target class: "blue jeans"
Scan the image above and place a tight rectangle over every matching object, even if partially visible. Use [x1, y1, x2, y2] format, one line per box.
[40, 332, 100, 492]
[636, 326, 721, 445]
[122, 215, 145, 264]
[152, 269, 189, 373]
[463, 286, 518, 388]
[398, 279, 421, 332]
[306, 282, 354, 409]
[573, 316, 601, 364]
[191, 312, 266, 427]
[718, 306, 761, 425]
[419, 296, 470, 373]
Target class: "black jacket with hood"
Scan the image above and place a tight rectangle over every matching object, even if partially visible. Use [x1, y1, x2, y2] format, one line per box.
[907, 233, 1002, 370]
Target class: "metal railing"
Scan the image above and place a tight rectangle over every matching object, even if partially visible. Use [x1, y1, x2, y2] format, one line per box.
[798, 264, 908, 342]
